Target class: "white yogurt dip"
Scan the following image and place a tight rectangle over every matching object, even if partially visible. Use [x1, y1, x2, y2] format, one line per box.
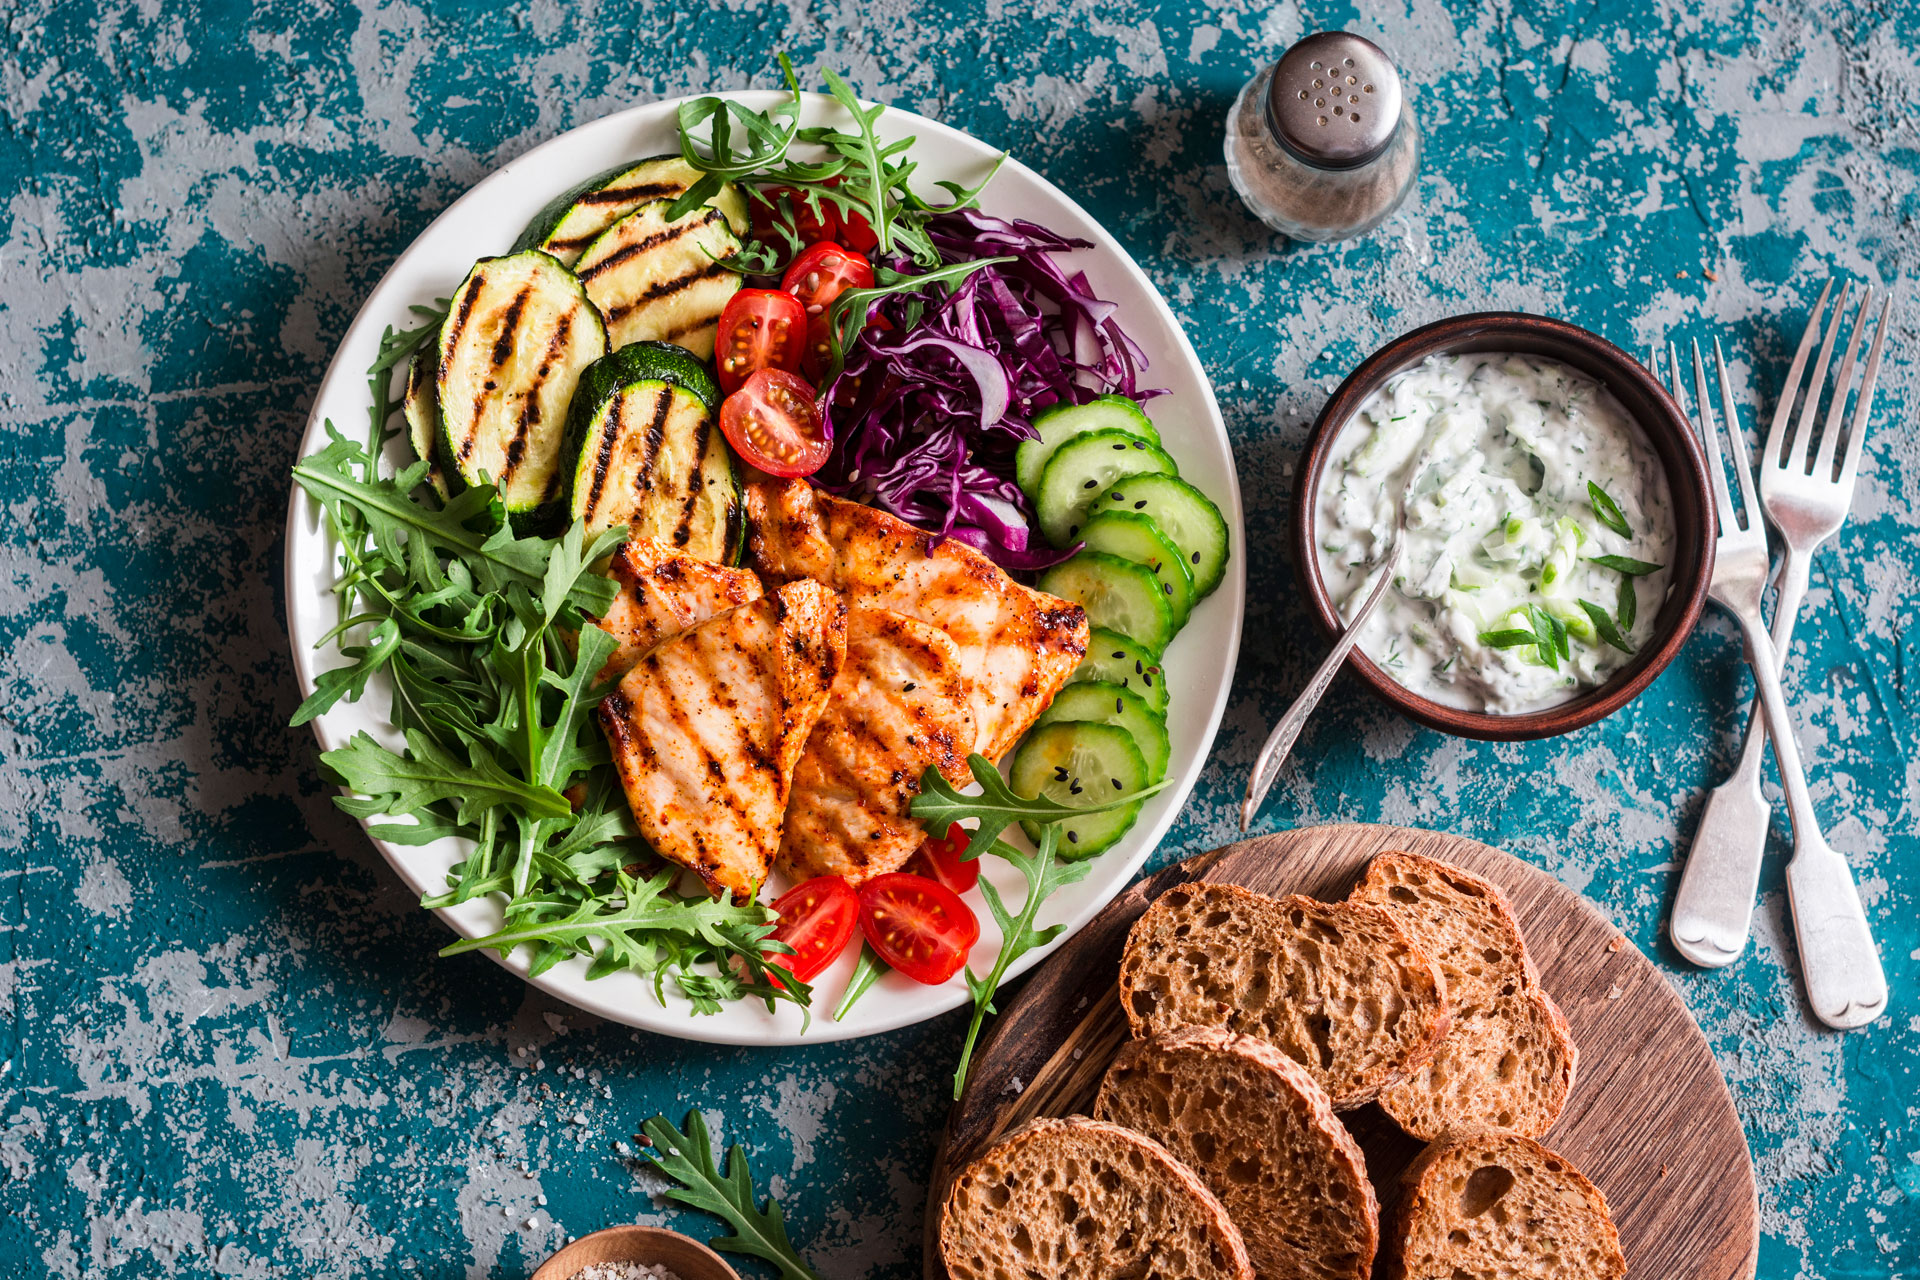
[1314, 353, 1675, 714]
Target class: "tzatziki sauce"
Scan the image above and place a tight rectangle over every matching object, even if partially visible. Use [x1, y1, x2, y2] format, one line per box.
[1314, 353, 1675, 714]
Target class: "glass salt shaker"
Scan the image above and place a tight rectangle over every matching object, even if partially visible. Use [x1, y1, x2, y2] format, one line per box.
[1225, 31, 1420, 242]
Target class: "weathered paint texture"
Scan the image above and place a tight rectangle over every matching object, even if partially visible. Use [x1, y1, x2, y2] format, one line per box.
[2, 0, 1916, 1276]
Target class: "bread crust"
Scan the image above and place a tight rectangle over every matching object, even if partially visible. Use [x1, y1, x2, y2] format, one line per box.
[940, 1115, 1255, 1280]
[1095, 1025, 1380, 1280]
[1382, 1129, 1625, 1280]
[1117, 881, 1450, 1108]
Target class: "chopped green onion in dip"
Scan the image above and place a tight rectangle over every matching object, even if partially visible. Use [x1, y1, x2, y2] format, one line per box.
[1314, 353, 1676, 714]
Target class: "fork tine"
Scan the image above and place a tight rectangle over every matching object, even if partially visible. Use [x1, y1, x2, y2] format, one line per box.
[1712, 338, 1762, 520]
[1765, 278, 1834, 471]
[1839, 290, 1894, 489]
[1786, 281, 1852, 475]
[1814, 286, 1873, 482]
[1680, 340, 1738, 530]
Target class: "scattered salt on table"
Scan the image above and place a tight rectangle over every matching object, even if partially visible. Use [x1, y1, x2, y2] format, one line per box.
[569, 1263, 686, 1280]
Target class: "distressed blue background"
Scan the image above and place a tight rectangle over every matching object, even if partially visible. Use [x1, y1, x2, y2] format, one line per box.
[2, 0, 1916, 1275]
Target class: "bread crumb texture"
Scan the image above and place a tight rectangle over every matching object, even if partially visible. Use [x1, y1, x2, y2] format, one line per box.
[1117, 882, 1449, 1108]
[940, 1116, 1254, 1280]
[1385, 1129, 1625, 1280]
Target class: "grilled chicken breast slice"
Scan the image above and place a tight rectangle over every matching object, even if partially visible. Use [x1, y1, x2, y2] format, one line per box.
[745, 480, 1090, 763]
[778, 608, 978, 885]
[597, 579, 847, 900]
[592, 537, 764, 679]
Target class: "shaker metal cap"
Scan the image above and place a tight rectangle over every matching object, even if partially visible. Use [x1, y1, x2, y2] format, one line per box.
[1266, 31, 1403, 170]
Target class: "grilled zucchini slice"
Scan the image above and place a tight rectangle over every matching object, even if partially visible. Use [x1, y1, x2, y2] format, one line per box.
[402, 346, 449, 499]
[564, 343, 743, 561]
[512, 156, 749, 266]
[435, 250, 608, 528]
[573, 200, 743, 359]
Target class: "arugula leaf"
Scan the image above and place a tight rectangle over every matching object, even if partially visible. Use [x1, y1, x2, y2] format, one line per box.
[1578, 599, 1637, 655]
[641, 1110, 827, 1280]
[291, 615, 401, 726]
[952, 826, 1091, 1097]
[911, 754, 1166, 863]
[324, 729, 573, 825]
[1587, 480, 1632, 538]
[832, 943, 890, 1021]
[1587, 553, 1662, 575]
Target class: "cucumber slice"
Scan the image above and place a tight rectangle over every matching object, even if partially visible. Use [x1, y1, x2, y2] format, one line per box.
[1010, 721, 1151, 859]
[1036, 429, 1178, 547]
[1034, 682, 1169, 781]
[1071, 627, 1169, 715]
[1038, 552, 1175, 656]
[1015, 395, 1160, 495]
[1089, 472, 1231, 599]
[1077, 510, 1194, 631]
[512, 156, 749, 265]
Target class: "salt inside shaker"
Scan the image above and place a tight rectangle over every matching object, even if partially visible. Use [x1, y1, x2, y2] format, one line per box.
[1225, 31, 1420, 242]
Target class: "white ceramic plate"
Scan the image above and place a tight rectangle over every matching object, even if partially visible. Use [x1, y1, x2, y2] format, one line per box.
[284, 92, 1246, 1045]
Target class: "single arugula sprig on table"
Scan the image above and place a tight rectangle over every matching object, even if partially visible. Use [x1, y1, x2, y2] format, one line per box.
[907, 756, 1168, 1098]
[641, 1110, 827, 1280]
[291, 329, 807, 1016]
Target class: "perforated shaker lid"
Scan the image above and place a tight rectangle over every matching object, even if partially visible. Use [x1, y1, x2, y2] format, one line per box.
[1265, 31, 1404, 171]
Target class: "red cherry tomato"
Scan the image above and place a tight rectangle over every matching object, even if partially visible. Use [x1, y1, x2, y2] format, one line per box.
[835, 196, 879, 253]
[903, 824, 979, 895]
[857, 872, 979, 985]
[764, 876, 859, 985]
[749, 185, 837, 246]
[781, 243, 872, 383]
[718, 368, 831, 477]
[714, 289, 806, 396]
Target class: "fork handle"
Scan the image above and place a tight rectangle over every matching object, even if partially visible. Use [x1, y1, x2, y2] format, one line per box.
[1737, 614, 1888, 1029]
[1669, 548, 1813, 965]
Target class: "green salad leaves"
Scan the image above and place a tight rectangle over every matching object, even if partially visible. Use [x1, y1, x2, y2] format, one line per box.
[292, 320, 805, 1016]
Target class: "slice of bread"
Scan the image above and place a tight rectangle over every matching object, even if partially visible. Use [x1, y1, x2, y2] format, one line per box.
[1094, 1026, 1380, 1280]
[1383, 1129, 1625, 1280]
[941, 1116, 1254, 1280]
[1349, 852, 1577, 1140]
[1117, 882, 1450, 1108]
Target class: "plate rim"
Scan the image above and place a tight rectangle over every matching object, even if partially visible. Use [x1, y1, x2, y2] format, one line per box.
[282, 89, 1246, 1046]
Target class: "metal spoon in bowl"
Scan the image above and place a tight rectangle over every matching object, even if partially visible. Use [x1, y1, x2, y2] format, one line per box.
[1241, 530, 1407, 830]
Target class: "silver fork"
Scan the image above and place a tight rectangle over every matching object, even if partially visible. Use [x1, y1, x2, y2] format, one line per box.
[1663, 338, 1887, 1029]
[1670, 283, 1895, 968]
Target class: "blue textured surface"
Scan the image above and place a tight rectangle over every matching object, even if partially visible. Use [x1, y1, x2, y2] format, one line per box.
[2, 1, 1916, 1276]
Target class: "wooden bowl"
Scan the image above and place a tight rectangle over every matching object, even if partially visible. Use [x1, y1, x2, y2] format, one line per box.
[1290, 312, 1714, 740]
[530, 1225, 744, 1280]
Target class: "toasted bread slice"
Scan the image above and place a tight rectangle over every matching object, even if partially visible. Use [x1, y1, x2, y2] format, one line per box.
[941, 1116, 1254, 1280]
[1094, 1026, 1379, 1280]
[1383, 1130, 1625, 1280]
[1117, 882, 1450, 1108]
[1349, 852, 1577, 1140]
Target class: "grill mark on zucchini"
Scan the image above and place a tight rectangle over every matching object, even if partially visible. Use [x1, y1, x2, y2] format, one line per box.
[496, 306, 571, 490]
[440, 278, 483, 387]
[490, 284, 532, 368]
[673, 412, 713, 548]
[573, 181, 683, 209]
[604, 259, 736, 326]
[577, 220, 701, 284]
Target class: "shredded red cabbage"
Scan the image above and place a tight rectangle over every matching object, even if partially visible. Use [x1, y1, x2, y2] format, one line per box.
[814, 209, 1159, 571]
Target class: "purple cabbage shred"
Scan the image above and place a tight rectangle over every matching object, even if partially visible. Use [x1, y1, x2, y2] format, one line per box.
[813, 209, 1160, 572]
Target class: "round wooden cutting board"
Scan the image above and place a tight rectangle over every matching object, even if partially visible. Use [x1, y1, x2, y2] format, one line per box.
[923, 823, 1757, 1280]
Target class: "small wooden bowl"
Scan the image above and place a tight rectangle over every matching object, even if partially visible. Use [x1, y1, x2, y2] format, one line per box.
[1290, 311, 1714, 740]
[531, 1225, 744, 1280]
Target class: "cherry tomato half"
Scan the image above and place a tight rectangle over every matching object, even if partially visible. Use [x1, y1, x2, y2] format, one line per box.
[765, 876, 859, 985]
[782, 241, 874, 318]
[718, 368, 831, 478]
[748, 185, 837, 246]
[857, 872, 979, 985]
[715, 288, 806, 396]
[903, 823, 979, 895]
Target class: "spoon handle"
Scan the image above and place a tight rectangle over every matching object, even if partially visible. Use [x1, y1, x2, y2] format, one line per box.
[1241, 539, 1405, 830]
